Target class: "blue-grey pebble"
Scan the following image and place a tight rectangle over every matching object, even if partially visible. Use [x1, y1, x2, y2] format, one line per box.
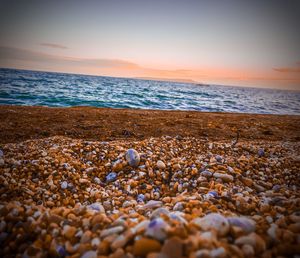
[125, 149, 140, 167]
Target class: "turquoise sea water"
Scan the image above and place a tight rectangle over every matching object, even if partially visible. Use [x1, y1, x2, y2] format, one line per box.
[0, 68, 299, 115]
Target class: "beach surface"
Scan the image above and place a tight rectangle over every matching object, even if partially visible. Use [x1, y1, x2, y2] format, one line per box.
[0, 105, 300, 257]
[1, 105, 300, 144]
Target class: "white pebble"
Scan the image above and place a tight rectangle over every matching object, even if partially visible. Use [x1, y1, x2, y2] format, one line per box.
[61, 181, 68, 190]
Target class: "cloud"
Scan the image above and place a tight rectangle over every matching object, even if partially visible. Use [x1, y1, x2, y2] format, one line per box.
[273, 63, 300, 73]
[40, 43, 68, 49]
[0, 46, 140, 69]
[0, 46, 299, 89]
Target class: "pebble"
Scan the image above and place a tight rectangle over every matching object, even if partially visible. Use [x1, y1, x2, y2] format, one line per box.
[173, 202, 184, 211]
[125, 149, 140, 167]
[143, 200, 163, 209]
[235, 232, 266, 253]
[133, 238, 161, 256]
[60, 181, 68, 189]
[87, 202, 105, 213]
[137, 193, 146, 203]
[100, 226, 124, 238]
[94, 177, 101, 184]
[200, 170, 213, 178]
[213, 172, 233, 183]
[81, 251, 97, 258]
[0, 135, 298, 257]
[156, 160, 166, 170]
[63, 225, 77, 239]
[145, 218, 169, 241]
[106, 172, 117, 182]
[151, 207, 170, 219]
[193, 213, 229, 236]
[195, 249, 211, 258]
[241, 244, 255, 257]
[227, 217, 256, 233]
[215, 155, 223, 162]
[211, 247, 226, 258]
[161, 237, 183, 258]
[91, 237, 100, 248]
[258, 148, 265, 157]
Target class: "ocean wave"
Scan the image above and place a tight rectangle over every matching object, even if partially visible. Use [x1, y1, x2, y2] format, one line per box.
[0, 68, 300, 115]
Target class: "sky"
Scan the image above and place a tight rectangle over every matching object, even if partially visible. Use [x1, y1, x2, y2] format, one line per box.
[0, 0, 300, 90]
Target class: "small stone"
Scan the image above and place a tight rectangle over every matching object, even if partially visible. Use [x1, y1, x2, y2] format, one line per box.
[112, 160, 124, 172]
[241, 177, 253, 187]
[287, 223, 300, 233]
[106, 172, 117, 182]
[145, 218, 169, 241]
[150, 207, 170, 219]
[228, 217, 256, 233]
[133, 220, 150, 234]
[210, 247, 226, 258]
[161, 237, 183, 258]
[195, 249, 211, 258]
[79, 178, 89, 184]
[253, 183, 265, 193]
[137, 193, 146, 203]
[200, 170, 213, 178]
[205, 191, 218, 199]
[133, 238, 162, 256]
[173, 202, 184, 211]
[61, 181, 68, 190]
[100, 226, 124, 238]
[91, 237, 100, 248]
[143, 200, 163, 209]
[258, 148, 265, 157]
[111, 234, 128, 250]
[94, 177, 101, 184]
[235, 232, 266, 253]
[215, 155, 222, 162]
[125, 149, 140, 167]
[56, 245, 67, 257]
[156, 160, 166, 170]
[272, 184, 281, 192]
[81, 231, 92, 243]
[241, 244, 255, 257]
[87, 202, 105, 213]
[169, 212, 188, 225]
[81, 250, 97, 258]
[193, 213, 229, 236]
[290, 213, 300, 223]
[63, 225, 77, 240]
[213, 172, 233, 183]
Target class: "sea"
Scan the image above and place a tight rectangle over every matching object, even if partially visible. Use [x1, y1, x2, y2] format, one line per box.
[0, 68, 299, 115]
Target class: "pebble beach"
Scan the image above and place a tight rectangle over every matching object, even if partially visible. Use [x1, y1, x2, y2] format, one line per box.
[0, 106, 300, 258]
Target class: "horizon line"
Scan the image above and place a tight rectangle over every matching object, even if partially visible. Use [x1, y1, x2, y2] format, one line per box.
[1, 66, 299, 92]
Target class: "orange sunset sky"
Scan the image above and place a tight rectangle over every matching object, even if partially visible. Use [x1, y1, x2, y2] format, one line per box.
[0, 0, 300, 90]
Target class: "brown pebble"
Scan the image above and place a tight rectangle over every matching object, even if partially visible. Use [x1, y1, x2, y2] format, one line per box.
[161, 236, 183, 258]
[133, 238, 162, 256]
[63, 225, 77, 240]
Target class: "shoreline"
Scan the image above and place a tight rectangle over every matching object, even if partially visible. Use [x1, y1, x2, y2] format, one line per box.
[0, 105, 300, 144]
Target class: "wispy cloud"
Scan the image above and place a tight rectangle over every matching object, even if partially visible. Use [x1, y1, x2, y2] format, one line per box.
[0, 46, 299, 89]
[273, 62, 300, 73]
[0, 46, 139, 69]
[40, 43, 68, 49]
[273, 67, 300, 73]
